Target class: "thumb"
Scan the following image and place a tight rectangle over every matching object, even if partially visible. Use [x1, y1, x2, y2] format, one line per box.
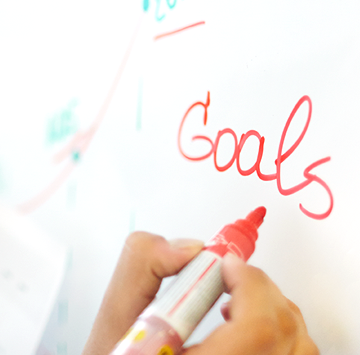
[83, 232, 203, 355]
[222, 253, 282, 322]
[183, 254, 278, 355]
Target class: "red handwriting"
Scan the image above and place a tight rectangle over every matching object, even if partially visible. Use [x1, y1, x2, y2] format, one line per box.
[178, 92, 334, 220]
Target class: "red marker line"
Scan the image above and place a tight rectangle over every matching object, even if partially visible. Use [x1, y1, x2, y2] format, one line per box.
[18, 16, 143, 214]
[168, 258, 217, 317]
[154, 21, 205, 41]
[18, 162, 76, 214]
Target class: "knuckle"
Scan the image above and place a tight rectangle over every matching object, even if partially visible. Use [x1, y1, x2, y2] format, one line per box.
[286, 298, 302, 316]
[244, 317, 278, 351]
[124, 232, 166, 263]
[277, 308, 298, 336]
[240, 310, 298, 352]
[247, 265, 272, 287]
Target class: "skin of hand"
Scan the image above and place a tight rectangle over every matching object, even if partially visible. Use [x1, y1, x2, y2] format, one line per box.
[82, 232, 319, 355]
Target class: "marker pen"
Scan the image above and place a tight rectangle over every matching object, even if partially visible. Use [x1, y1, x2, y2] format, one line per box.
[110, 206, 266, 355]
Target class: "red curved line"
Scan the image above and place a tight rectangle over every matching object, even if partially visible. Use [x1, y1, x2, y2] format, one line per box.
[56, 15, 144, 163]
[154, 21, 205, 41]
[17, 16, 143, 214]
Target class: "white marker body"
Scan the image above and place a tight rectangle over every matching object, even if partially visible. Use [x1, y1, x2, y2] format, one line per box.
[111, 210, 264, 355]
[110, 250, 224, 355]
[143, 249, 224, 342]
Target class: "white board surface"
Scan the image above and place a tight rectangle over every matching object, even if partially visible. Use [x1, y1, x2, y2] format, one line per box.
[0, 1, 359, 354]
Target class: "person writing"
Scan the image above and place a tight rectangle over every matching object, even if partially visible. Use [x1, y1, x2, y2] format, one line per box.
[82, 232, 319, 355]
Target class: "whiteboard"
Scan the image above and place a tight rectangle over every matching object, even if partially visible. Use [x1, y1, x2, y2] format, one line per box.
[1, 0, 360, 354]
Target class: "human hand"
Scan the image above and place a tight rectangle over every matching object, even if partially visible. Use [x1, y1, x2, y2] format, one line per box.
[82, 232, 204, 355]
[82, 232, 319, 355]
[184, 254, 319, 355]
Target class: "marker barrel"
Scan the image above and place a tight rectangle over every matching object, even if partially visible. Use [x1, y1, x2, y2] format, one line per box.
[110, 207, 265, 355]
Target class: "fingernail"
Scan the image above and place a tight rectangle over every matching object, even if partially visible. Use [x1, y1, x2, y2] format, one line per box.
[223, 253, 245, 269]
[168, 238, 204, 251]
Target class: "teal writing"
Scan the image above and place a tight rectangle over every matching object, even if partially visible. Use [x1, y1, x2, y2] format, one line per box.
[167, 0, 176, 9]
[156, 0, 166, 21]
[143, 0, 180, 21]
[143, 0, 149, 11]
[72, 150, 81, 162]
[47, 99, 78, 144]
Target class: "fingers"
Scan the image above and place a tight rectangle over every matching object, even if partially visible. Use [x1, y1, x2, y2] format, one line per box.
[285, 298, 320, 355]
[111, 232, 204, 314]
[185, 253, 319, 355]
[82, 232, 203, 355]
[222, 253, 284, 323]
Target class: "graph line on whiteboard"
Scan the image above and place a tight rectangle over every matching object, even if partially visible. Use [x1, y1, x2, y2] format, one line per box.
[17, 16, 143, 214]
[154, 21, 206, 40]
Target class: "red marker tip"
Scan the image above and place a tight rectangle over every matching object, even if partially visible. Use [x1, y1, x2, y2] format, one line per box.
[246, 206, 266, 228]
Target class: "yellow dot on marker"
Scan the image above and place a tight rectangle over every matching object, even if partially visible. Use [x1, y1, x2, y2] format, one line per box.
[157, 345, 174, 355]
[133, 330, 146, 343]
